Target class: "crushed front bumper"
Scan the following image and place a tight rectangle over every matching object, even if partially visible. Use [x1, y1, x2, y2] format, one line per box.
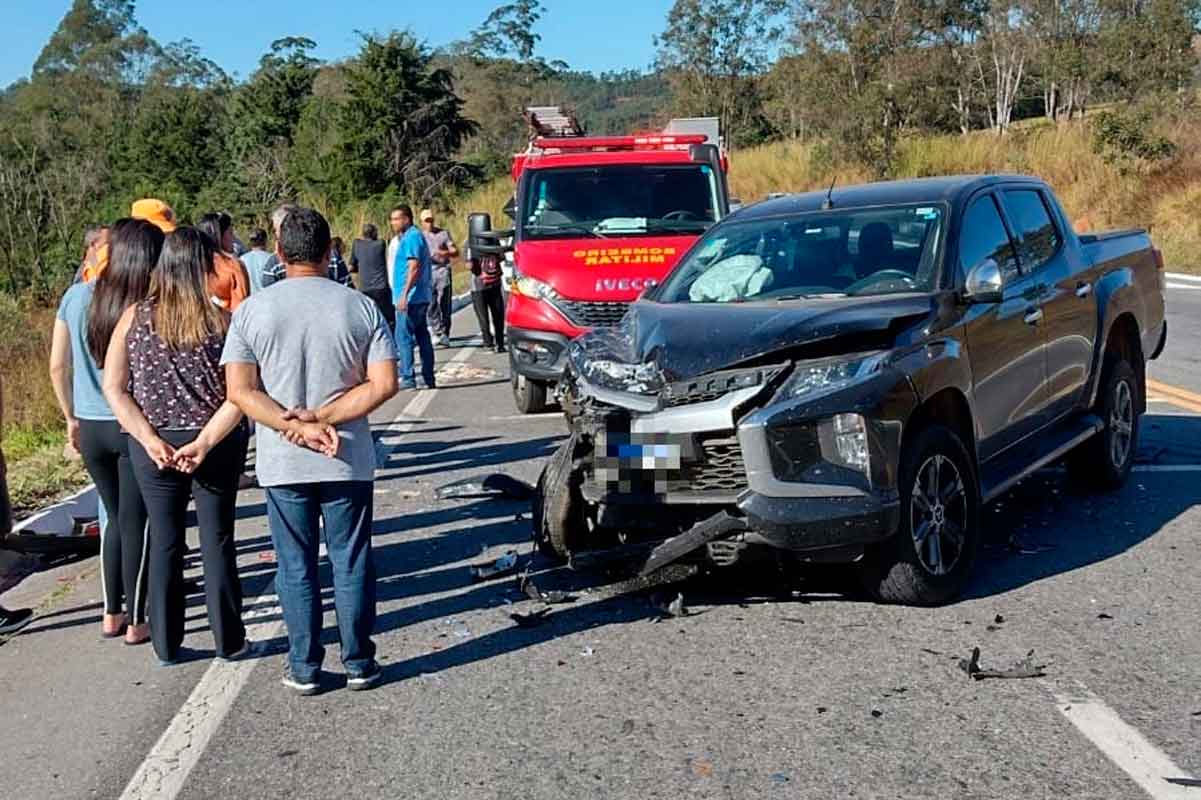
[568, 362, 917, 560]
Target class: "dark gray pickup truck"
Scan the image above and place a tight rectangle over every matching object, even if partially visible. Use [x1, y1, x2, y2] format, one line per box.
[533, 174, 1167, 605]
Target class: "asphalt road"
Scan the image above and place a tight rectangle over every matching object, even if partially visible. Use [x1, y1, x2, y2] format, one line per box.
[1, 302, 1199, 800]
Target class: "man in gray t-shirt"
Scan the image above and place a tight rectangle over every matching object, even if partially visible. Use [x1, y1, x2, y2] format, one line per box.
[223, 207, 398, 695]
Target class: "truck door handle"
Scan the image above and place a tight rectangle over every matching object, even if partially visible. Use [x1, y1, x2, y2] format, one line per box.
[1075, 282, 1092, 298]
[1024, 307, 1044, 325]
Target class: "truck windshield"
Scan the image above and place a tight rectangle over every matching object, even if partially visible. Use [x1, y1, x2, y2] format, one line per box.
[521, 164, 720, 239]
[656, 203, 947, 303]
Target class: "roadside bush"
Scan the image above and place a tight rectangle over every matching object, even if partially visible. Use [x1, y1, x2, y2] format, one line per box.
[1091, 109, 1176, 171]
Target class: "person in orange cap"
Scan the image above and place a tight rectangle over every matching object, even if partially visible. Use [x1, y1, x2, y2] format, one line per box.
[131, 199, 177, 234]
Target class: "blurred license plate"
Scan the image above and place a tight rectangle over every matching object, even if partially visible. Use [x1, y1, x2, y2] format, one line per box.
[612, 442, 682, 470]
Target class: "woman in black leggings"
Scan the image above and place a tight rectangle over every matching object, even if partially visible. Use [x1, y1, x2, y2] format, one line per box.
[103, 227, 249, 666]
[49, 219, 163, 643]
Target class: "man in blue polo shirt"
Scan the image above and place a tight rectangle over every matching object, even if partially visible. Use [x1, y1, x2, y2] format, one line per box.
[391, 205, 436, 390]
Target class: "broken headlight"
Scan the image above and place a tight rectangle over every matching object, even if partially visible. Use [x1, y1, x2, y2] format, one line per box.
[580, 359, 665, 395]
[777, 351, 887, 400]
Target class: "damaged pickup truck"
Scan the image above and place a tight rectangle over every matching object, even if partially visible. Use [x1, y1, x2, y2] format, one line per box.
[533, 175, 1167, 605]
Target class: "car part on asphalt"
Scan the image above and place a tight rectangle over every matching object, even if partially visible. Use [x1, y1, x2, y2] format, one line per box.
[510, 608, 552, 628]
[959, 647, 1047, 680]
[651, 591, 689, 620]
[436, 473, 536, 501]
[518, 572, 576, 604]
[471, 551, 520, 581]
[639, 512, 747, 576]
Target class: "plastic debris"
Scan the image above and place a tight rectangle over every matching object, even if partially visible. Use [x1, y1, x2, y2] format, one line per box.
[770, 773, 791, 785]
[518, 572, 576, 605]
[510, 608, 551, 628]
[580, 646, 594, 657]
[471, 550, 519, 581]
[650, 591, 688, 621]
[435, 474, 535, 501]
[959, 647, 1047, 680]
[1097, 613, 1114, 620]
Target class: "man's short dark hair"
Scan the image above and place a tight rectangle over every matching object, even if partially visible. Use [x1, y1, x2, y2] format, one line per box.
[279, 207, 331, 266]
[248, 228, 268, 248]
[394, 205, 413, 221]
[362, 223, 377, 240]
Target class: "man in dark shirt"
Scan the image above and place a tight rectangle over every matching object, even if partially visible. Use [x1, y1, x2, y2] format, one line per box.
[350, 224, 393, 331]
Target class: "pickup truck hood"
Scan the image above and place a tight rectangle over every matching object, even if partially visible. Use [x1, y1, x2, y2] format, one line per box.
[569, 294, 935, 390]
[514, 236, 698, 302]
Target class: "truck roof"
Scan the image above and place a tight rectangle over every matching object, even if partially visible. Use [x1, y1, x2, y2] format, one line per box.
[735, 174, 1047, 220]
[514, 148, 710, 179]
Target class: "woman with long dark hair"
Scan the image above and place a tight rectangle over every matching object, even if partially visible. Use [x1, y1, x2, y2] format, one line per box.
[49, 218, 162, 643]
[103, 226, 249, 666]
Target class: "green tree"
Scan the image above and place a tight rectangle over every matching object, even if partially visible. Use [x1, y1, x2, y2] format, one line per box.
[33, 0, 158, 84]
[337, 33, 479, 204]
[655, 0, 788, 147]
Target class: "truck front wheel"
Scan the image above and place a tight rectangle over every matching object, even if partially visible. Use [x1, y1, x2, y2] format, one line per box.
[512, 370, 550, 414]
[860, 425, 981, 606]
[532, 436, 585, 561]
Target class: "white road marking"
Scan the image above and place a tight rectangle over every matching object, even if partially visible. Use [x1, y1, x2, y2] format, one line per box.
[121, 347, 474, 800]
[1165, 282, 1201, 291]
[1052, 685, 1198, 799]
[1163, 272, 1201, 283]
[1131, 464, 1201, 473]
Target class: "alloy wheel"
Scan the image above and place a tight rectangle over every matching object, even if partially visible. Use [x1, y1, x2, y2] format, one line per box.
[1109, 378, 1134, 469]
[910, 454, 968, 576]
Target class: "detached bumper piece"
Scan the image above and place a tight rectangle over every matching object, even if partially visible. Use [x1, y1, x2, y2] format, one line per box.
[639, 511, 747, 576]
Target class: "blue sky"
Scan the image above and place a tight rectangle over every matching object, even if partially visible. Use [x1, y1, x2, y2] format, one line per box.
[4, 1, 676, 86]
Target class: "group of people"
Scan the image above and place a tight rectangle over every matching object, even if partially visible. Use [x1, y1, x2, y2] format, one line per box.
[0, 195, 507, 693]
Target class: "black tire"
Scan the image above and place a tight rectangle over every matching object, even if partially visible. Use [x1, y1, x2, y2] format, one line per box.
[511, 358, 550, 414]
[1068, 356, 1139, 491]
[532, 436, 585, 561]
[859, 425, 981, 606]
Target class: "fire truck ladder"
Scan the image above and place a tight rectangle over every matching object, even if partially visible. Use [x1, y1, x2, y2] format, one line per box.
[524, 105, 584, 141]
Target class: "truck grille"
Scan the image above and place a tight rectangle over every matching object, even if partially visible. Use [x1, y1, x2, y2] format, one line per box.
[553, 299, 629, 328]
[677, 437, 749, 495]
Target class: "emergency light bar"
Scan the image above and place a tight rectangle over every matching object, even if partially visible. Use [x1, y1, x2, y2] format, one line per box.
[530, 133, 709, 152]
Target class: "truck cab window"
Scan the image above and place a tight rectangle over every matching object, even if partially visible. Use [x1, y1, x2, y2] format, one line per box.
[1001, 190, 1061, 273]
[959, 195, 1018, 282]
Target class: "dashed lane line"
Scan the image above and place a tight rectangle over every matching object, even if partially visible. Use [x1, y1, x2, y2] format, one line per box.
[1052, 684, 1199, 800]
[119, 347, 474, 800]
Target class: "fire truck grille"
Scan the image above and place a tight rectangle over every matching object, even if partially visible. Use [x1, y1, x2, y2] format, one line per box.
[554, 299, 630, 328]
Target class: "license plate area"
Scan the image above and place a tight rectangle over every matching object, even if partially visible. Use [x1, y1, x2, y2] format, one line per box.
[593, 432, 699, 495]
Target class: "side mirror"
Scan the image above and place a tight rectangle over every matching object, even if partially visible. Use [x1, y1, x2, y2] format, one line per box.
[502, 196, 517, 220]
[729, 197, 744, 213]
[963, 258, 1003, 304]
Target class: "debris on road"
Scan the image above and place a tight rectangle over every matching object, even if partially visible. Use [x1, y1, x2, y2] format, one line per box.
[580, 646, 595, 657]
[1097, 613, 1114, 620]
[518, 572, 576, 605]
[651, 591, 689, 621]
[510, 608, 551, 628]
[436, 473, 535, 501]
[471, 550, 519, 581]
[959, 647, 1047, 680]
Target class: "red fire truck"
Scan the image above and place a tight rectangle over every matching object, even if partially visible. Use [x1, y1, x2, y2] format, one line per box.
[474, 108, 731, 413]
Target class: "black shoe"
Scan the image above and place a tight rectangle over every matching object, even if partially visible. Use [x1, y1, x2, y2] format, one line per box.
[495, 345, 507, 354]
[0, 607, 33, 636]
[346, 661, 383, 692]
[282, 668, 321, 696]
[481, 340, 495, 350]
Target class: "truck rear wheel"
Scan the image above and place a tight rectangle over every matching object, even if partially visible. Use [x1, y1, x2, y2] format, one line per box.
[532, 436, 585, 562]
[1068, 355, 1139, 490]
[859, 425, 980, 606]
[512, 369, 550, 414]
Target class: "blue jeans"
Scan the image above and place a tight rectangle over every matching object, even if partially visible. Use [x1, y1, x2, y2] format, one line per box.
[265, 481, 376, 682]
[395, 302, 436, 386]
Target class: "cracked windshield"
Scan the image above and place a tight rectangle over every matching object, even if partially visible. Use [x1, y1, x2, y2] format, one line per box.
[658, 204, 945, 303]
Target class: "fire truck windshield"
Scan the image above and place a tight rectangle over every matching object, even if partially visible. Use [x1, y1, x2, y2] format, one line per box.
[520, 164, 720, 240]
